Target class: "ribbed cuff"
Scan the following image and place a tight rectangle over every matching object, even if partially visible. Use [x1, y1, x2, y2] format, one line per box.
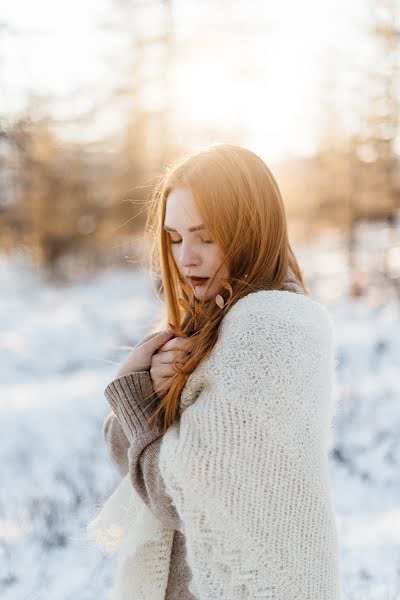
[104, 370, 161, 444]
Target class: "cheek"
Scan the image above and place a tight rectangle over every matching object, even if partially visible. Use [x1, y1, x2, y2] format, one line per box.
[170, 244, 185, 264]
[208, 247, 228, 272]
[170, 246, 178, 262]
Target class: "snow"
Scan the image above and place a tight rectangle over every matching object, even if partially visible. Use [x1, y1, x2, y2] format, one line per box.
[0, 236, 399, 599]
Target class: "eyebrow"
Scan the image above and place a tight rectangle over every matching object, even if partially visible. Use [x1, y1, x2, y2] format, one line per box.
[163, 224, 206, 233]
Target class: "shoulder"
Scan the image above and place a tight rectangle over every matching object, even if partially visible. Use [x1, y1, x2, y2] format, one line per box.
[212, 290, 335, 374]
[206, 290, 335, 407]
[220, 289, 334, 342]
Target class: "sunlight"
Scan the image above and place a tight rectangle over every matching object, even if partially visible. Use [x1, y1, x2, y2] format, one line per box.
[171, 38, 319, 163]
[173, 55, 245, 128]
[1, 0, 368, 164]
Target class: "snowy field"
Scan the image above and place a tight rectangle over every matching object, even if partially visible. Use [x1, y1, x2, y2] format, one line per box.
[1, 228, 399, 599]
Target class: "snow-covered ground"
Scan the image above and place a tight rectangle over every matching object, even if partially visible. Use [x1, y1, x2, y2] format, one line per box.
[0, 228, 399, 599]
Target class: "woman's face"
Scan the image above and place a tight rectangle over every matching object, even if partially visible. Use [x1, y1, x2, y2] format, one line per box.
[164, 186, 229, 301]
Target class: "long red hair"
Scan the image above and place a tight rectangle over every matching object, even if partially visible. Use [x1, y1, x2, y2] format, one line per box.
[141, 142, 308, 433]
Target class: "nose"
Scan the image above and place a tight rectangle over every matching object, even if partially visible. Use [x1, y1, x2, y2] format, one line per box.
[177, 240, 201, 270]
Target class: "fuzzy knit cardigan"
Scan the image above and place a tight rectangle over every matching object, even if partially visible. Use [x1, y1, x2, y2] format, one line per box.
[87, 275, 342, 600]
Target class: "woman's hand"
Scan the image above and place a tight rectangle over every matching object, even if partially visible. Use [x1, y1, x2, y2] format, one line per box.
[115, 330, 176, 378]
[149, 335, 190, 398]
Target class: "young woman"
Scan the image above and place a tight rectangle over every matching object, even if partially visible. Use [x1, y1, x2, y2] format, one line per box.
[87, 143, 342, 600]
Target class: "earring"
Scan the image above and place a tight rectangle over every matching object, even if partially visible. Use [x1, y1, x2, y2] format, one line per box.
[215, 281, 233, 310]
[215, 294, 225, 308]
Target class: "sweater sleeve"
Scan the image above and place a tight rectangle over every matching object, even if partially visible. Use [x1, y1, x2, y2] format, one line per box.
[103, 370, 182, 531]
[102, 410, 130, 477]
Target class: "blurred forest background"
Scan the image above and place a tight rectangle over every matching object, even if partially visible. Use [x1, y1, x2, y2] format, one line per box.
[0, 0, 399, 291]
[1, 1, 400, 599]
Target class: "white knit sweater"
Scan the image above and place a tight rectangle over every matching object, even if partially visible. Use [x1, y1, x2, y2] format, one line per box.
[87, 289, 342, 600]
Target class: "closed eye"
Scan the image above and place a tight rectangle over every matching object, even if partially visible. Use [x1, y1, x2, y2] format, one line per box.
[170, 238, 213, 245]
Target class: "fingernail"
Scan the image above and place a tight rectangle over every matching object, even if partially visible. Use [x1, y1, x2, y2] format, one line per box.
[165, 328, 174, 335]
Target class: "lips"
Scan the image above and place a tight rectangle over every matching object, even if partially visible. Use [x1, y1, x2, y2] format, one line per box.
[188, 276, 209, 285]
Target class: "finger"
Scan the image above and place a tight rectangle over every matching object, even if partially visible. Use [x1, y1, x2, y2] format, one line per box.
[152, 353, 185, 372]
[150, 363, 177, 379]
[157, 337, 190, 353]
[152, 350, 186, 369]
[142, 329, 175, 352]
[152, 349, 179, 364]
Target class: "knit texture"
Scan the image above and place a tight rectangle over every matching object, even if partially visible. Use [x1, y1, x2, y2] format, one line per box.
[99, 268, 307, 600]
[102, 372, 183, 531]
[101, 380, 195, 599]
[87, 288, 342, 599]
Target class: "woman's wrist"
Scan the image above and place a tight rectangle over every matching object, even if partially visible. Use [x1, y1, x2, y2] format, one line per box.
[115, 366, 150, 379]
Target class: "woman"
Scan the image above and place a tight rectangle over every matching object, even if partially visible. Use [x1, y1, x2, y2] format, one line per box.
[87, 143, 342, 599]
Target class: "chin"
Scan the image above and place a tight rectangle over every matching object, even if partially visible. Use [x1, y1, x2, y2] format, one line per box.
[194, 290, 207, 301]
[194, 285, 222, 302]
[193, 287, 211, 301]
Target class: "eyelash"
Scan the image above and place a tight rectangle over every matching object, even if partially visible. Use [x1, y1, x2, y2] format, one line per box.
[170, 238, 213, 245]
